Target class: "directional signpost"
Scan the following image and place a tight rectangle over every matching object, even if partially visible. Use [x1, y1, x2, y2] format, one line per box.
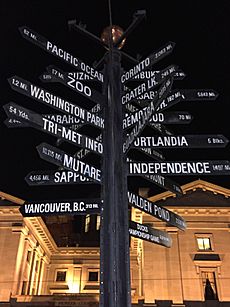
[4, 10, 230, 307]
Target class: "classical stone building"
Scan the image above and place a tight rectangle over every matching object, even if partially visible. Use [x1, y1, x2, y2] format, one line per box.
[0, 180, 230, 307]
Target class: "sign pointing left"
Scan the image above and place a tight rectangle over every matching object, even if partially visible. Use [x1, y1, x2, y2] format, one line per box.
[36, 142, 101, 183]
[8, 76, 104, 124]
[20, 199, 101, 217]
[19, 26, 104, 83]
[3, 102, 103, 156]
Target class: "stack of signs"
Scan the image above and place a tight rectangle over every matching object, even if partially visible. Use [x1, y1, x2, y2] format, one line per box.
[4, 25, 230, 251]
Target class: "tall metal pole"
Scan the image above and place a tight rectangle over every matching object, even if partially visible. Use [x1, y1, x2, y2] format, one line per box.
[100, 49, 131, 307]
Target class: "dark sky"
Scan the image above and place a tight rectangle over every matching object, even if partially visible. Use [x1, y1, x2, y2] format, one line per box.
[1, 0, 230, 201]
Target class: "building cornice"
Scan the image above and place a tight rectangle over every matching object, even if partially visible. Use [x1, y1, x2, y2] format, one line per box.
[0, 191, 24, 205]
[148, 179, 230, 203]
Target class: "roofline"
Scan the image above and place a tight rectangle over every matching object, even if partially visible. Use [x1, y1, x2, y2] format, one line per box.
[0, 191, 25, 205]
[148, 179, 230, 203]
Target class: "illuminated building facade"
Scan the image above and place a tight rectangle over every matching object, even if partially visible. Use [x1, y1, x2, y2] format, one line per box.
[0, 180, 230, 306]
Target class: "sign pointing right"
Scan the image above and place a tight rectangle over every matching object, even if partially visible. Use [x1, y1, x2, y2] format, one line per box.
[128, 160, 230, 176]
[133, 135, 229, 149]
[129, 221, 172, 248]
[128, 191, 186, 231]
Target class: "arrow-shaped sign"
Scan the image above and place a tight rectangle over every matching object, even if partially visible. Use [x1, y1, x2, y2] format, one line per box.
[4, 117, 29, 128]
[128, 191, 186, 230]
[40, 71, 97, 83]
[181, 89, 219, 101]
[37, 142, 101, 183]
[46, 66, 106, 105]
[123, 111, 193, 129]
[133, 135, 229, 149]
[19, 26, 103, 82]
[129, 70, 186, 82]
[129, 221, 172, 248]
[121, 65, 177, 105]
[25, 170, 95, 186]
[5, 113, 85, 128]
[127, 158, 182, 195]
[138, 147, 165, 162]
[3, 102, 103, 156]
[128, 160, 230, 176]
[20, 199, 101, 217]
[123, 76, 173, 153]
[8, 76, 105, 126]
[121, 41, 176, 83]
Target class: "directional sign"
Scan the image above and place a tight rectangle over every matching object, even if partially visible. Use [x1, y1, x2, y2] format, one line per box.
[181, 89, 219, 101]
[25, 170, 95, 186]
[36, 142, 101, 183]
[121, 41, 175, 83]
[123, 111, 192, 129]
[130, 70, 186, 82]
[40, 71, 96, 83]
[55, 103, 101, 146]
[20, 199, 101, 217]
[6, 113, 84, 128]
[121, 65, 177, 105]
[8, 76, 105, 126]
[123, 77, 173, 153]
[138, 147, 165, 161]
[149, 123, 174, 136]
[19, 26, 104, 82]
[143, 173, 183, 195]
[156, 88, 218, 114]
[133, 135, 229, 149]
[127, 158, 182, 195]
[3, 102, 103, 155]
[128, 160, 230, 176]
[74, 134, 102, 160]
[156, 90, 185, 112]
[128, 191, 186, 230]
[39, 73, 56, 83]
[4, 117, 29, 128]
[129, 221, 172, 248]
[46, 66, 106, 105]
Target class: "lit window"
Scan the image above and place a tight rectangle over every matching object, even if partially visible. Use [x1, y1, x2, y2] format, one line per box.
[96, 215, 100, 230]
[197, 237, 212, 251]
[56, 270, 67, 282]
[85, 214, 91, 233]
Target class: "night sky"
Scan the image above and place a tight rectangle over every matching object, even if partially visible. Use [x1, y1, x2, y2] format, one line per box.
[1, 0, 230, 201]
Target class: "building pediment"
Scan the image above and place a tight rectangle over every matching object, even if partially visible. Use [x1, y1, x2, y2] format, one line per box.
[148, 180, 230, 207]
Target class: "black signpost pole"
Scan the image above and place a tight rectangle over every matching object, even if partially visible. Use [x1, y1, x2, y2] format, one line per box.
[100, 50, 131, 306]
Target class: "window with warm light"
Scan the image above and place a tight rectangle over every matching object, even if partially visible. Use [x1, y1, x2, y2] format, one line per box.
[96, 215, 101, 230]
[85, 214, 91, 233]
[196, 234, 213, 251]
